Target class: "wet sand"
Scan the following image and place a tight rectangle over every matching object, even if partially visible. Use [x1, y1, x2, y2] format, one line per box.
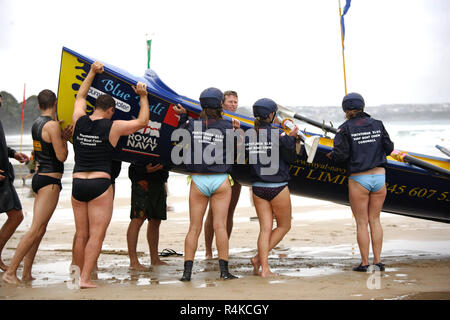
[1, 170, 450, 300]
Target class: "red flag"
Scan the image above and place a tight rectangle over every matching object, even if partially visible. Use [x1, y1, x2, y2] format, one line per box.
[163, 103, 181, 127]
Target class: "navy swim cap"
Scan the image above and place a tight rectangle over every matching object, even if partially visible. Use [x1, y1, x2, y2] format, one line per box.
[253, 98, 278, 119]
[199, 87, 224, 109]
[342, 92, 365, 112]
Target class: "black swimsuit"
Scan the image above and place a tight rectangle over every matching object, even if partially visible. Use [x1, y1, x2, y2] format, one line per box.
[72, 115, 114, 202]
[32, 175, 62, 194]
[72, 178, 111, 202]
[31, 116, 64, 193]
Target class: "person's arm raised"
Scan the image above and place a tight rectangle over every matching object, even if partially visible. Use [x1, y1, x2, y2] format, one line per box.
[109, 82, 150, 147]
[72, 61, 104, 126]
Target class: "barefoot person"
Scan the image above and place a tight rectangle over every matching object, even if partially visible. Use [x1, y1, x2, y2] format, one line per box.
[177, 87, 237, 281]
[0, 93, 29, 272]
[69, 159, 121, 277]
[203, 90, 242, 259]
[71, 61, 149, 288]
[327, 92, 394, 272]
[3, 89, 72, 284]
[247, 98, 297, 277]
[127, 162, 169, 270]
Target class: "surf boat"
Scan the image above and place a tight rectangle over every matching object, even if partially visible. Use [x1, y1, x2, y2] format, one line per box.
[57, 47, 450, 223]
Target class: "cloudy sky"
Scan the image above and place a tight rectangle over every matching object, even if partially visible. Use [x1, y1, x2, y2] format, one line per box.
[0, 0, 449, 107]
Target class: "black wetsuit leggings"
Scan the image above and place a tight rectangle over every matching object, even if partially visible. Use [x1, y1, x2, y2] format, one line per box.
[72, 178, 111, 202]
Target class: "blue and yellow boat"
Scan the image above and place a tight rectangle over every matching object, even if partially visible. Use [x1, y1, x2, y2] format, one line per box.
[57, 47, 450, 223]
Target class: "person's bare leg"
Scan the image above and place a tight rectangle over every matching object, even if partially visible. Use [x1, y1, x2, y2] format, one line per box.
[184, 182, 209, 262]
[72, 197, 89, 272]
[79, 187, 113, 288]
[349, 179, 370, 266]
[147, 219, 166, 265]
[251, 187, 292, 277]
[71, 230, 99, 277]
[204, 182, 241, 260]
[264, 187, 292, 277]
[250, 193, 266, 276]
[267, 187, 292, 248]
[368, 186, 387, 264]
[4, 184, 59, 284]
[21, 231, 44, 281]
[203, 205, 214, 259]
[252, 194, 275, 277]
[22, 184, 60, 281]
[209, 180, 231, 261]
[0, 209, 24, 271]
[127, 218, 147, 270]
[226, 183, 241, 238]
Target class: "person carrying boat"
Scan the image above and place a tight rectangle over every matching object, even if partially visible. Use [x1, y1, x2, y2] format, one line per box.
[70, 61, 149, 288]
[247, 98, 298, 277]
[0, 93, 29, 271]
[3, 89, 72, 284]
[203, 90, 242, 259]
[327, 92, 394, 272]
[177, 87, 237, 281]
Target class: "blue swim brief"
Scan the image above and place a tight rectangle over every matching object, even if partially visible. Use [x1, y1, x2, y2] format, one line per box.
[191, 174, 230, 197]
[349, 174, 385, 192]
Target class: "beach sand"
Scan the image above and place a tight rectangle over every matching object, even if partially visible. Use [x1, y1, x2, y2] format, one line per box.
[1, 170, 450, 300]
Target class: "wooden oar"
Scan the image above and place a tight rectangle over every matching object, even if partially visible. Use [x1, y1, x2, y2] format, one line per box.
[390, 150, 450, 179]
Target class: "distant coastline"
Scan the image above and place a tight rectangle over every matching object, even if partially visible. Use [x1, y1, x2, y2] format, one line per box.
[0, 91, 40, 135]
[238, 103, 450, 124]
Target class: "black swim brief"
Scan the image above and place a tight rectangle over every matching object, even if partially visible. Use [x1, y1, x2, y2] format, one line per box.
[32, 174, 62, 193]
[72, 178, 111, 202]
[252, 185, 287, 202]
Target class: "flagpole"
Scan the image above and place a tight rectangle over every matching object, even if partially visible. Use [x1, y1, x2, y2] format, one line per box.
[146, 33, 152, 69]
[338, 0, 355, 256]
[339, 0, 348, 95]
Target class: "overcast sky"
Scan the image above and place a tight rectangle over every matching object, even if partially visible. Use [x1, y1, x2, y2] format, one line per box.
[1, 0, 449, 107]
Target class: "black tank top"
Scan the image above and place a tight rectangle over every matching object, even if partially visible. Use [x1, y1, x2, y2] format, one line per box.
[31, 116, 64, 174]
[73, 115, 114, 175]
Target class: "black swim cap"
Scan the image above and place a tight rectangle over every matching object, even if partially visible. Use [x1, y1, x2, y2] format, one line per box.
[199, 87, 224, 109]
[342, 92, 365, 112]
[253, 98, 278, 119]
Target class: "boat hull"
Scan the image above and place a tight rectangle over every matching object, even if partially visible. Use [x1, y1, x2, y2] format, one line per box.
[57, 47, 450, 223]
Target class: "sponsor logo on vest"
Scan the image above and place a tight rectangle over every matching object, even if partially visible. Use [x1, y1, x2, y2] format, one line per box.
[33, 140, 42, 151]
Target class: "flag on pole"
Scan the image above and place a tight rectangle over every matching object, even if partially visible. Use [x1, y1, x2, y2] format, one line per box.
[146, 38, 152, 69]
[340, 0, 352, 44]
